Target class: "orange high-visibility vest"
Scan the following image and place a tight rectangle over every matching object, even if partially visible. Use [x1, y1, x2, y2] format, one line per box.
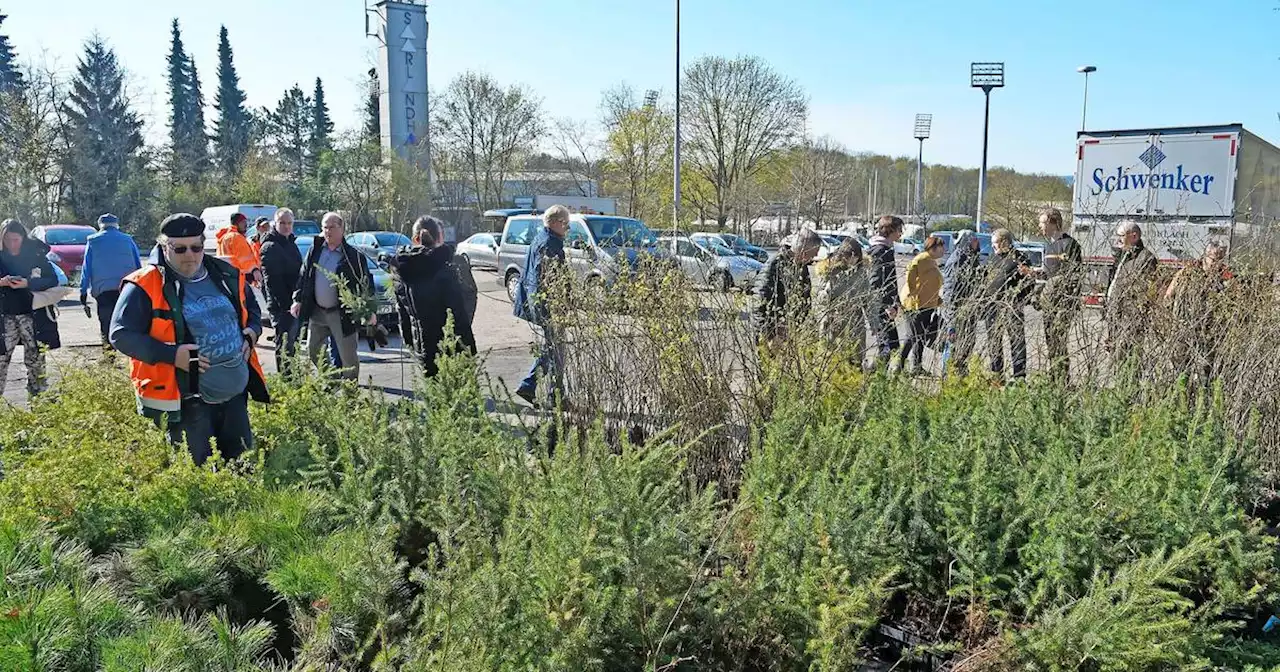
[123, 263, 267, 419]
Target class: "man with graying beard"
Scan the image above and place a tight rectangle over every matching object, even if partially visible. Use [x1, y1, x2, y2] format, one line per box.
[1105, 221, 1159, 368]
[110, 213, 270, 465]
[291, 211, 373, 381]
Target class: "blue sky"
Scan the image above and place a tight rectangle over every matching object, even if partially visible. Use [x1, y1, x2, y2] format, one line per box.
[7, 0, 1278, 174]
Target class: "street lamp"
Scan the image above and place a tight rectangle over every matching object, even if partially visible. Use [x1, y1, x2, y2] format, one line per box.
[971, 62, 1004, 233]
[913, 114, 932, 225]
[673, 0, 681, 229]
[1077, 65, 1097, 132]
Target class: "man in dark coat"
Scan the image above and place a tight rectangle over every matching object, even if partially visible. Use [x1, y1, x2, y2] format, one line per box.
[0, 219, 57, 400]
[866, 215, 905, 370]
[392, 215, 477, 377]
[290, 212, 373, 381]
[753, 228, 821, 344]
[1105, 222, 1159, 367]
[1027, 207, 1083, 385]
[258, 208, 303, 374]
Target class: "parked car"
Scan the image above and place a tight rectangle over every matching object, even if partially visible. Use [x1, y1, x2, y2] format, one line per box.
[690, 232, 768, 262]
[29, 224, 95, 282]
[894, 238, 924, 256]
[498, 214, 663, 302]
[1014, 241, 1046, 269]
[456, 233, 501, 271]
[351, 245, 400, 329]
[929, 230, 994, 259]
[658, 235, 763, 291]
[347, 230, 412, 258]
[293, 220, 321, 259]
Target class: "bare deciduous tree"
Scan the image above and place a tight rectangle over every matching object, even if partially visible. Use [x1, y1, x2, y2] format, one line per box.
[0, 62, 69, 223]
[548, 116, 603, 197]
[789, 136, 850, 229]
[681, 56, 807, 229]
[432, 71, 542, 211]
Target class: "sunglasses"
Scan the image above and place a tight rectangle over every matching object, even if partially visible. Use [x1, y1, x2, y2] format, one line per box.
[168, 244, 203, 255]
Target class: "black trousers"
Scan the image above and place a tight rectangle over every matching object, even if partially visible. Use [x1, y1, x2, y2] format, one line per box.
[95, 290, 120, 344]
[899, 308, 940, 370]
[161, 393, 253, 466]
[984, 304, 1027, 379]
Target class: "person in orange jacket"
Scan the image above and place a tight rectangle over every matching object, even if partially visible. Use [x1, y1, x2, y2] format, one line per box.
[216, 213, 261, 285]
[250, 216, 269, 263]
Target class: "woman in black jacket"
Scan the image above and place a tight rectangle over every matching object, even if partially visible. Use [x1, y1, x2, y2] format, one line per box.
[0, 219, 58, 399]
[392, 216, 477, 377]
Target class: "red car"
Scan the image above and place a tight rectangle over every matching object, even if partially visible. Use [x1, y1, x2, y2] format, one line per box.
[30, 224, 96, 281]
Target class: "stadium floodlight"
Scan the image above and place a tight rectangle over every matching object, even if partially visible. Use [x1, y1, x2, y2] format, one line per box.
[913, 114, 932, 220]
[971, 62, 1005, 231]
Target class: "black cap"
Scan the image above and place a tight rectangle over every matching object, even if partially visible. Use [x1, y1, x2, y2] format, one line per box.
[254, 216, 270, 226]
[160, 213, 205, 238]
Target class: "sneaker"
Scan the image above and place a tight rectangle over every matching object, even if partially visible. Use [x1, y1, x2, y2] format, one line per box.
[516, 387, 538, 407]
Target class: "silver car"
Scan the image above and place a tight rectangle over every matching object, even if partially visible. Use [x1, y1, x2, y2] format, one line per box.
[659, 235, 763, 292]
[457, 233, 501, 271]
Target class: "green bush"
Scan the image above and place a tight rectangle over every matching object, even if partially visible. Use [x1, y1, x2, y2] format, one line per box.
[4, 352, 1280, 669]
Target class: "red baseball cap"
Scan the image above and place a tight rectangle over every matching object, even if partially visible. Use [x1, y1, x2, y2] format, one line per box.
[231, 213, 247, 224]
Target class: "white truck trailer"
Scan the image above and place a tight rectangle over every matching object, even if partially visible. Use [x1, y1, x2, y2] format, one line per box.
[1072, 124, 1280, 302]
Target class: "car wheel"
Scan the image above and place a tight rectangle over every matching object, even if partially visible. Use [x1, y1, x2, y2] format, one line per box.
[505, 270, 521, 302]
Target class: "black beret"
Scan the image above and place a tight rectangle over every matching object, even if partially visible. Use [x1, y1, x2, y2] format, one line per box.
[160, 213, 205, 238]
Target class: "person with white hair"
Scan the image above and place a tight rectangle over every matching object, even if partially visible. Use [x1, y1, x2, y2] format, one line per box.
[754, 227, 821, 344]
[259, 207, 303, 373]
[1104, 221, 1158, 365]
[513, 204, 571, 406]
[290, 212, 374, 380]
[79, 212, 142, 346]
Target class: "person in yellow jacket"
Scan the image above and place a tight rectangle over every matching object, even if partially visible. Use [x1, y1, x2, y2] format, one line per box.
[216, 213, 261, 284]
[898, 234, 947, 375]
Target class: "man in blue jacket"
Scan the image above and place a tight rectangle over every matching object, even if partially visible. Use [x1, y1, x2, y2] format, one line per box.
[513, 205, 569, 406]
[80, 213, 142, 346]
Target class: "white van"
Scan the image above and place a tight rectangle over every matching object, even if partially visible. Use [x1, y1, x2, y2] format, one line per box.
[199, 204, 278, 251]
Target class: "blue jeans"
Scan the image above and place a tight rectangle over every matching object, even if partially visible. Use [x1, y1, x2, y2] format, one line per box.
[165, 393, 253, 465]
[519, 324, 563, 399]
[327, 335, 342, 368]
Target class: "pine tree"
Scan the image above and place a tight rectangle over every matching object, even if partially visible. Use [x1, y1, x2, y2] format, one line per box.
[63, 36, 143, 220]
[213, 25, 251, 179]
[307, 77, 333, 178]
[166, 19, 208, 185]
[266, 84, 310, 190]
[364, 68, 380, 141]
[0, 11, 21, 91]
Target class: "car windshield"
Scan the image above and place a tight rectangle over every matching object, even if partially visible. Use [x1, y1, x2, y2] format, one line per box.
[294, 221, 320, 236]
[45, 228, 92, 245]
[702, 239, 737, 257]
[585, 217, 655, 248]
[375, 232, 410, 248]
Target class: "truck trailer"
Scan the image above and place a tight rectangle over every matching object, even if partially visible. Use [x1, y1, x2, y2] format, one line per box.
[1072, 124, 1280, 302]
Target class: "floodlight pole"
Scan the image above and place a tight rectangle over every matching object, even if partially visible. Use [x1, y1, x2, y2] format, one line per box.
[971, 62, 1004, 233]
[913, 113, 931, 226]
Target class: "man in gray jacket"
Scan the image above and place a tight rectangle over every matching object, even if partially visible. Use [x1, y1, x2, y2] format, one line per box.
[1105, 222, 1158, 367]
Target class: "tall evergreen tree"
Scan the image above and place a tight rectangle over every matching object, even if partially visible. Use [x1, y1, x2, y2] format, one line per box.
[0, 11, 21, 91]
[266, 84, 310, 190]
[307, 77, 333, 178]
[213, 25, 251, 179]
[166, 19, 208, 185]
[363, 68, 380, 141]
[63, 36, 143, 219]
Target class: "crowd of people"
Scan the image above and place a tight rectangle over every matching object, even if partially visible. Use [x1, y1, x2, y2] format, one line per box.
[752, 208, 1235, 383]
[0, 202, 1246, 467]
[0, 207, 482, 467]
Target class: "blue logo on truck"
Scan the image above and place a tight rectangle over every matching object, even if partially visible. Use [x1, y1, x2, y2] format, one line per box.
[1091, 143, 1214, 197]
